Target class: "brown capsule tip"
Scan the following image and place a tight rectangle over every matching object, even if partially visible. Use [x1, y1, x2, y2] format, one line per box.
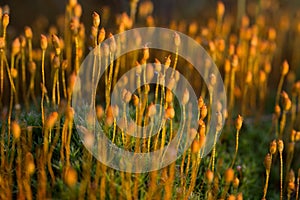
[264, 153, 272, 171]
[52, 55, 60, 69]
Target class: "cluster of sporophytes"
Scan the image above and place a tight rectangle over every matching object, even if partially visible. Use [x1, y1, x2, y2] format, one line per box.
[0, 0, 299, 199]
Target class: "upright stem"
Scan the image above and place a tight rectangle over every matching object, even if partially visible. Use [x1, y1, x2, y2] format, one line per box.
[279, 151, 283, 200]
[231, 130, 240, 168]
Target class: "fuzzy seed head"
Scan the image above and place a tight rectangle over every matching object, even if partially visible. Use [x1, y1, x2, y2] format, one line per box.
[264, 153, 272, 171]
[198, 96, 204, 108]
[166, 89, 173, 103]
[52, 34, 60, 49]
[12, 121, 21, 139]
[11, 38, 21, 56]
[167, 77, 176, 90]
[200, 105, 208, 120]
[174, 32, 180, 46]
[68, 72, 77, 93]
[142, 46, 150, 61]
[233, 177, 240, 189]
[92, 12, 100, 28]
[46, 112, 59, 130]
[11, 68, 18, 78]
[245, 71, 252, 84]
[154, 58, 161, 72]
[164, 55, 171, 68]
[191, 138, 201, 153]
[122, 89, 132, 103]
[269, 140, 277, 154]
[65, 106, 75, 121]
[74, 4, 82, 17]
[216, 1, 225, 19]
[2, 14, 9, 28]
[146, 64, 154, 82]
[132, 94, 139, 107]
[282, 60, 289, 76]
[147, 103, 157, 117]
[205, 170, 214, 183]
[25, 152, 35, 175]
[224, 168, 235, 183]
[281, 92, 292, 111]
[290, 130, 296, 142]
[198, 119, 206, 136]
[235, 115, 243, 131]
[40, 34, 48, 50]
[69, 0, 77, 7]
[232, 55, 239, 68]
[0, 37, 5, 49]
[28, 61, 36, 74]
[96, 105, 104, 120]
[236, 193, 243, 200]
[52, 55, 60, 69]
[98, 28, 106, 43]
[24, 26, 33, 39]
[108, 33, 116, 52]
[182, 89, 190, 105]
[227, 195, 236, 200]
[268, 28, 276, 41]
[274, 104, 281, 118]
[295, 131, 300, 142]
[224, 59, 231, 73]
[64, 166, 78, 187]
[165, 106, 175, 119]
[277, 139, 284, 152]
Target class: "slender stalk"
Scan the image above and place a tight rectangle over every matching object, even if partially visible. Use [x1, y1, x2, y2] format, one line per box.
[231, 129, 240, 168]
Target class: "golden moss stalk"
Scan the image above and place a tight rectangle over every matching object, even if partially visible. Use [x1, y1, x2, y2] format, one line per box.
[231, 115, 243, 168]
[278, 139, 284, 200]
